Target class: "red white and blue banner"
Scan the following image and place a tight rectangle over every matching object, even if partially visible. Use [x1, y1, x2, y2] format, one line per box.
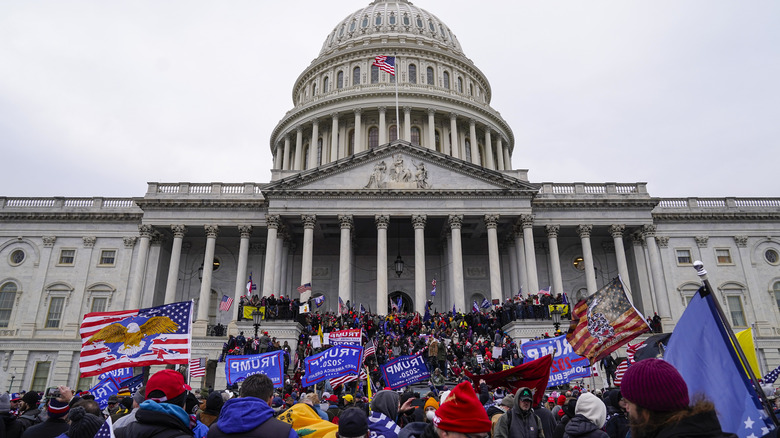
[225, 351, 285, 386]
[521, 334, 590, 387]
[98, 367, 133, 385]
[302, 345, 364, 387]
[381, 353, 430, 390]
[328, 328, 362, 346]
[89, 378, 120, 410]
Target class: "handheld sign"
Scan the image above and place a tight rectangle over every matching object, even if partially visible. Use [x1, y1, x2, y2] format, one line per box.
[521, 334, 590, 387]
[225, 351, 285, 386]
[302, 345, 363, 387]
[89, 378, 119, 410]
[328, 329, 362, 346]
[381, 354, 430, 390]
[99, 367, 133, 384]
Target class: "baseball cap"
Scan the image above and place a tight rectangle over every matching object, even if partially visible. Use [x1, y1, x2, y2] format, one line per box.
[146, 369, 191, 402]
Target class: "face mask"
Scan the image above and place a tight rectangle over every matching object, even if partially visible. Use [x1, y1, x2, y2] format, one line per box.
[426, 410, 436, 421]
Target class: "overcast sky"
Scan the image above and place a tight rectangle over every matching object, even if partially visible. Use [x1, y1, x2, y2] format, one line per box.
[1, 0, 777, 199]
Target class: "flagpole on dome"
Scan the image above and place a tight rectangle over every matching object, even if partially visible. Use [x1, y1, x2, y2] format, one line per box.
[394, 51, 400, 142]
[693, 261, 780, 426]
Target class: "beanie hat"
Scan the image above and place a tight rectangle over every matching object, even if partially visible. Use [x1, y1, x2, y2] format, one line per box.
[132, 385, 145, 405]
[47, 397, 70, 419]
[146, 369, 191, 403]
[433, 381, 492, 433]
[66, 406, 104, 438]
[0, 394, 9, 411]
[21, 391, 40, 407]
[339, 407, 369, 436]
[117, 387, 131, 398]
[557, 394, 567, 406]
[621, 358, 689, 412]
[204, 391, 224, 416]
[424, 397, 439, 411]
[575, 393, 607, 429]
[501, 394, 515, 408]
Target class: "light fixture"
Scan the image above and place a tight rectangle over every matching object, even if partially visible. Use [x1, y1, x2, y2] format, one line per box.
[252, 310, 263, 338]
[394, 219, 404, 277]
[551, 307, 562, 333]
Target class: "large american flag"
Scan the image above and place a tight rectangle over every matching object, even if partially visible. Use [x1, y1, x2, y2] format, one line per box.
[79, 301, 193, 377]
[219, 295, 233, 312]
[190, 357, 206, 378]
[614, 341, 643, 386]
[373, 55, 395, 75]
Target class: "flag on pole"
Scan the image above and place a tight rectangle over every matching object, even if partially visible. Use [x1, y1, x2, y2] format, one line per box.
[373, 55, 395, 75]
[360, 303, 367, 314]
[735, 328, 761, 378]
[79, 301, 193, 377]
[538, 287, 551, 296]
[219, 295, 233, 312]
[613, 341, 644, 386]
[561, 292, 569, 305]
[365, 338, 376, 357]
[472, 301, 479, 313]
[93, 416, 114, 438]
[431, 279, 436, 297]
[313, 295, 325, 308]
[480, 298, 491, 309]
[246, 273, 255, 294]
[297, 283, 312, 293]
[423, 302, 431, 322]
[189, 357, 206, 378]
[452, 303, 456, 315]
[338, 297, 346, 314]
[763, 364, 780, 384]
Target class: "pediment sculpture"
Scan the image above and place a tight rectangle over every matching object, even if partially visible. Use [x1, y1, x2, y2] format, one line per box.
[364, 154, 430, 189]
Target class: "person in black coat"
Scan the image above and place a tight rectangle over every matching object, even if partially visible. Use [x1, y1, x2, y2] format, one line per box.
[114, 369, 195, 438]
[603, 390, 628, 438]
[535, 400, 557, 438]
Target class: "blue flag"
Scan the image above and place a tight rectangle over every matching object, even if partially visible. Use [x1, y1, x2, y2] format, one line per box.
[472, 301, 479, 313]
[520, 335, 590, 387]
[763, 364, 780, 384]
[382, 354, 430, 390]
[302, 345, 364, 387]
[664, 287, 772, 438]
[225, 351, 285, 386]
[481, 298, 491, 309]
[452, 303, 456, 315]
[119, 374, 144, 396]
[314, 295, 325, 308]
[89, 378, 119, 410]
[423, 303, 431, 322]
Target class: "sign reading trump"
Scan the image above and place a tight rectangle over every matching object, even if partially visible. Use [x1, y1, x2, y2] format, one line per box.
[382, 354, 430, 390]
[521, 334, 590, 387]
[225, 351, 285, 386]
[302, 345, 363, 386]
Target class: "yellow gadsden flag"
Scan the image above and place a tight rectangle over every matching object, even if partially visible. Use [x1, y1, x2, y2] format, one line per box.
[278, 403, 337, 438]
[735, 328, 760, 378]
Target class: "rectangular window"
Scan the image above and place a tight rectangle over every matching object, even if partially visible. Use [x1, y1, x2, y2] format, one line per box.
[99, 250, 116, 266]
[684, 295, 694, 307]
[676, 249, 692, 265]
[91, 297, 107, 313]
[31, 361, 51, 392]
[775, 290, 780, 311]
[46, 297, 65, 328]
[0, 291, 14, 328]
[716, 248, 733, 264]
[76, 376, 93, 392]
[727, 296, 746, 327]
[58, 249, 75, 265]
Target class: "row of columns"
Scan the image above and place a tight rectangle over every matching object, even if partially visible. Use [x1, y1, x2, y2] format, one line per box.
[275, 109, 512, 172]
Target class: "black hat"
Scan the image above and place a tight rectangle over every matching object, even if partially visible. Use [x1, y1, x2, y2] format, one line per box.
[21, 392, 40, 407]
[339, 407, 368, 436]
[517, 387, 533, 402]
[107, 394, 119, 404]
[66, 406, 104, 438]
[204, 391, 224, 416]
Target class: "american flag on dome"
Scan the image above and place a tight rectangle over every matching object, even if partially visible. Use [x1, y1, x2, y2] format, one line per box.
[219, 295, 233, 312]
[190, 357, 206, 378]
[79, 301, 193, 377]
[373, 55, 395, 75]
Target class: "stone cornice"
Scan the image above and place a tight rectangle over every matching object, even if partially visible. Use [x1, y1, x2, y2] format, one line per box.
[134, 199, 268, 210]
[265, 189, 532, 200]
[0, 212, 143, 222]
[532, 199, 660, 209]
[653, 212, 780, 222]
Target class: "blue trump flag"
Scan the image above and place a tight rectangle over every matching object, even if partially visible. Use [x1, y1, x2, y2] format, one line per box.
[521, 335, 590, 387]
[302, 345, 364, 387]
[89, 378, 119, 410]
[99, 367, 133, 384]
[382, 354, 430, 390]
[665, 288, 772, 438]
[225, 351, 285, 386]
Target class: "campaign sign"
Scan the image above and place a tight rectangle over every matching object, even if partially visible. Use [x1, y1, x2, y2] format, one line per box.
[381, 354, 430, 390]
[89, 378, 119, 410]
[521, 335, 590, 387]
[328, 328, 362, 346]
[121, 374, 144, 395]
[225, 351, 285, 386]
[99, 367, 133, 385]
[302, 345, 363, 387]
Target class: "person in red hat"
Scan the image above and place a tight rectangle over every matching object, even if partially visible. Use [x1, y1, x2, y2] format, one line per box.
[114, 369, 194, 438]
[430, 381, 492, 438]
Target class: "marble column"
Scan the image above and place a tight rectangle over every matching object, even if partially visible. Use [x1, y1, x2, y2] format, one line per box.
[469, 119, 479, 165]
[294, 127, 303, 170]
[403, 106, 412, 142]
[274, 229, 285, 295]
[503, 143, 511, 170]
[197, 225, 218, 323]
[610, 224, 631, 292]
[163, 225, 186, 304]
[353, 109, 362, 153]
[521, 215, 539, 294]
[308, 120, 319, 169]
[484, 129, 495, 170]
[546, 225, 564, 298]
[449, 215, 465, 313]
[412, 214, 427, 314]
[507, 239, 519, 296]
[427, 109, 436, 150]
[282, 135, 291, 170]
[644, 225, 671, 318]
[485, 214, 502, 302]
[376, 215, 389, 314]
[330, 113, 339, 162]
[513, 227, 528, 294]
[233, 226, 252, 322]
[300, 215, 316, 302]
[495, 137, 505, 170]
[261, 215, 280, 297]
[378, 107, 387, 146]
[578, 224, 598, 294]
[338, 215, 354, 307]
[449, 113, 460, 159]
[127, 224, 153, 309]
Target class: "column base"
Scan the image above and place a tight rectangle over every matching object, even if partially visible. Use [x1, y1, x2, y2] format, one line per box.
[192, 320, 209, 337]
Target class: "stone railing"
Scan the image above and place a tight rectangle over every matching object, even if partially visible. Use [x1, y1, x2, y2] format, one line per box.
[537, 182, 649, 196]
[1, 197, 139, 210]
[148, 183, 265, 197]
[656, 198, 780, 209]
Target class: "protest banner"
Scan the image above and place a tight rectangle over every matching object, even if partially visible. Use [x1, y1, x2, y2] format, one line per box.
[311, 336, 321, 349]
[328, 328, 362, 345]
[225, 351, 285, 386]
[242, 305, 266, 320]
[301, 303, 310, 314]
[476, 354, 484, 364]
[89, 378, 119, 410]
[492, 346, 503, 359]
[521, 334, 590, 387]
[381, 354, 430, 390]
[302, 345, 364, 386]
[120, 374, 144, 395]
[548, 304, 569, 317]
[99, 367, 133, 385]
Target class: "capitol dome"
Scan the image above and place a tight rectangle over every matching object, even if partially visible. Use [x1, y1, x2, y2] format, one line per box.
[269, 0, 518, 181]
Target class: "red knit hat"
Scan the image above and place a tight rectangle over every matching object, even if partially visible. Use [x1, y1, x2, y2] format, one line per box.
[433, 381, 492, 433]
[557, 394, 567, 406]
[621, 359, 689, 412]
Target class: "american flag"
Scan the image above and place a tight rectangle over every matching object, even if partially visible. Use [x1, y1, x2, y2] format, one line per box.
[246, 273, 255, 294]
[431, 279, 436, 297]
[190, 357, 206, 378]
[94, 416, 114, 438]
[79, 301, 192, 377]
[330, 367, 368, 387]
[364, 338, 376, 357]
[219, 295, 233, 312]
[614, 341, 643, 386]
[763, 364, 780, 384]
[373, 55, 395, 75]
[481, 298, 491, 309]
[339, 297, 346, 314]
[297, 283, 312, 293]
[472, 301, 480, 313]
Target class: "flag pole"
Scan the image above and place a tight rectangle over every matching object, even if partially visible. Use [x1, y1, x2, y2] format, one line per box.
[394, 51, 400, 142]
[694, 261, 780, 426]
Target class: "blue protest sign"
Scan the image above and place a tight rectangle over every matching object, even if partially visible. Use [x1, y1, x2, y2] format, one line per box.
[381, 354, 430, 390]
[225, 351, 285, 386]
[99, 367, 133, 384]
[89, 378, 119, 410]
[120, 374, 144, 395]
[302, 345, 363, 387]
[521, 335, 590, 387]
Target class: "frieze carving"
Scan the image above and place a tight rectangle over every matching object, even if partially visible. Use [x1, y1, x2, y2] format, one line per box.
[375, 215, 389, 229]
[123, 236, 137, 248]
[365, 154, 430, 189]
[577, 224, 593, 238]
[545, 225, 560, 238]
[448, 215, 463, 230]
[734, 235, 749, 247]
[43, 236, 56, 247]
[82, 236, 96, 248]
[465, 266, 486, 278]
[695, 236, 709, 248]
[656, 236, 670, 248]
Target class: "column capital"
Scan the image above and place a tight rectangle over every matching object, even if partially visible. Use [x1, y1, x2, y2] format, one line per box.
[311, 118, 319, 127]
[545, 224, 560, 238]
[403, 106, 412, 114]
[266, 215, 281, 229]
[296, 126, 303, 134]
[469, 118, 476, 127]
[330, 112, 339, 120]
[42, 236, 56, 247]
[484, 214, 499, 229]
[734, 235, 749, 247]
[375, 214, 390, 229]
[238, 225, 253, 238]
[657, 236, 670, 248]
[448, 214, 463, 230]
[449, 112, 457, 121]
[353, 108, 362, 115]
[520, 214, 534, 229]
[83, 236, 96, 248]
[302, 215, 317, 229]
[139, 224, 154, 238]
[412, 214, 427, 229]
[123, 236, 137, 248]
[151, 232, 166, 245]
[171, 224, 187, 238]
[204, 225, 219, 238]
[427, 108, 436, 116]
[338, 214, 354, 229]
[642, 224, 657, 238]
[695, 236, 709, 248]
[378, 106, 387, 114]
[609, 224, 625, 238]
[577, 224, 593, 238]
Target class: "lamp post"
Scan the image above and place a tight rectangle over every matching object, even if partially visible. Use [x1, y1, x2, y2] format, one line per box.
[551, 306, 562, 334]
[252, 310, 262, 338]
[394, 220, 404, 277]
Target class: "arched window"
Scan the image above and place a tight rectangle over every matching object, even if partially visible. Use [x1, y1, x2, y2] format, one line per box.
[312, 83, 317, 96]
[337, 71, 344, 89]
[369, 127, 379, 149]
[362, 16, 369, 28]
[440, 25, 448, 40]
[0, 282, 17, 328]
[403, 14, 410, 26]
[323, 76, 329, 93]
[349, 20, 356, 32]
[348, 130, 355, 156]
[375, 14, 382, 26]
[408, 64, 417, 84]
[773, 281, 780, 310]
[443, 71, 450, 89]
[465, 139, 472, 162]
[469, 84, 474, 96]
[458, 77, 463, 93]
[416, 16, 423, 28]
[389, 13, 396, 25]
[426, 67, 434, 85]
[428, 20, 435, 32]
[316, 138, 323, 166]
[339, 25, 345, 37]
[353, 67, 361, 86]
[389, 125, 398, 141]
[411, 127, 421, 145]
[371, 65, 379, 84]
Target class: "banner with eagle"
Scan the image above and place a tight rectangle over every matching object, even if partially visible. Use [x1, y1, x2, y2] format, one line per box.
[79, 301, 193, 377]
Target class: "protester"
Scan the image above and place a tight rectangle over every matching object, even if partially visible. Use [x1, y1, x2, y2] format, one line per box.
[0, 393, 23, 438]
[536, 398, 557, 438]
[494, 387, 545, 438]
[114, 369, 195, 438]
[562, 393, 607, 438]
[620, 358, 736, 438]
[16, 392, 42, 433]
[553, 399, 578, 438]
[431, 381, 492, 437]
[603, 389, 628, 438]
[339, 407, 370, 438]
[489, 394, 514, 436]
[21, 395, 69, 438]
[369, 390, 403, 438]
[113, 385, 145, 430]
[57, 406, 104, 438]
[198, 391, 224, 428]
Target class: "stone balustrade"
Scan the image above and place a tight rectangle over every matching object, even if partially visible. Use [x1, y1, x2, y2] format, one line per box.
[657, 197, 780, 209]
[147, 183, 265, 197]
[1, 197, 139, 210]
[537, 182, 649, 196]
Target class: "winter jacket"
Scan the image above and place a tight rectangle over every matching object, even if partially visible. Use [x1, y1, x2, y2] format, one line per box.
[114, 400, 194, 438]
[654, 409, 737, 438]
[604, 410, 628, 438]
[20, 419, 68, 438]
[536, 406, 557, 438]
[15, 408, 41, 433]
[562, 415, 608, 438]
[399, 422, 438, 438]
[494, 391, 545, 438]
[369, 412, 402, 438]
[206, 397, 295, 438]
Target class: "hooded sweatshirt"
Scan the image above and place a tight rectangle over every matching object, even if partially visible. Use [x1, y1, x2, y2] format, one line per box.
[370, 391, 402, 438]
[493, 387, 543, 438]
[209, 397, 296, 438]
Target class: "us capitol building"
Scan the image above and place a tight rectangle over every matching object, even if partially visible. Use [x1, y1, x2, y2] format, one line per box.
[1, 0, 779, 391]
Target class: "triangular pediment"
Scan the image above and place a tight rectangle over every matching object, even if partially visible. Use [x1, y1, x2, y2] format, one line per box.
[264, 141, 539, 195]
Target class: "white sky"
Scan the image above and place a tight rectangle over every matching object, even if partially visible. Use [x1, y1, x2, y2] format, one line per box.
[1, 0, 778, 199]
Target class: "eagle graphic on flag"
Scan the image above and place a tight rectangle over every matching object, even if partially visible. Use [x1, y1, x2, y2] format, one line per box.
[88, 316, 178, 356]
